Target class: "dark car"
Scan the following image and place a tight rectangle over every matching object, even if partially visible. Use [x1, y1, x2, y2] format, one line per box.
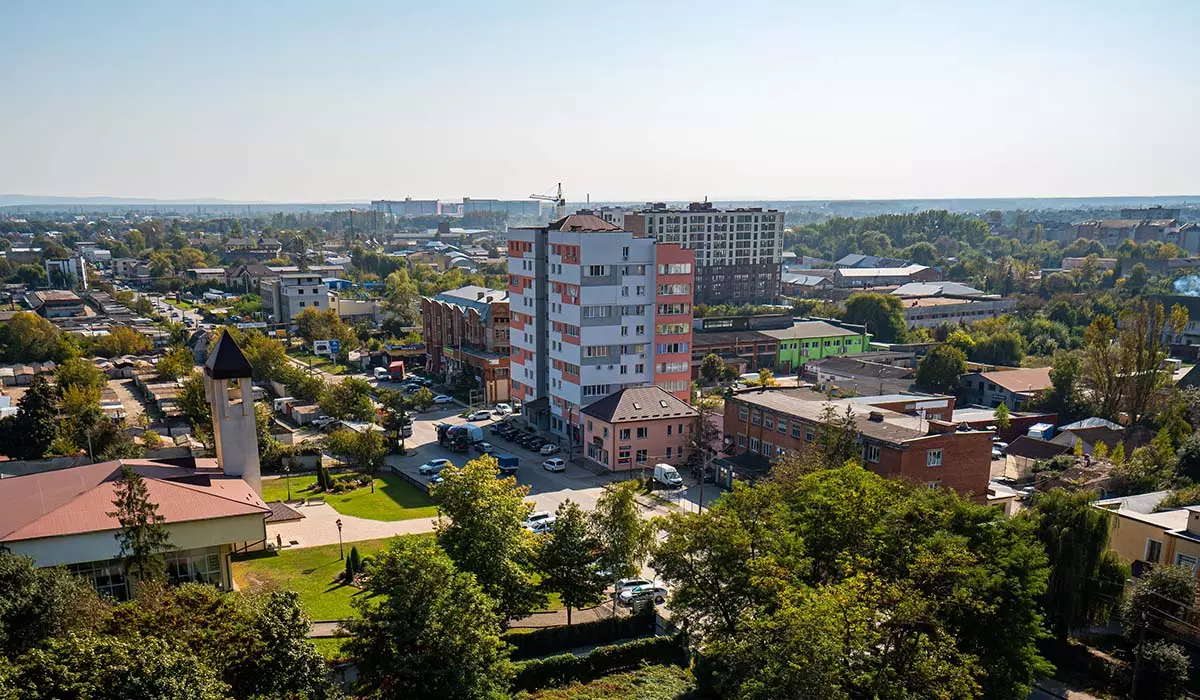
[526, 437, 546, 450]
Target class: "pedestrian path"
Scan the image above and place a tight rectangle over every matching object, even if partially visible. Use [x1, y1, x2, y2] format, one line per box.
[267, 502, 436, 549]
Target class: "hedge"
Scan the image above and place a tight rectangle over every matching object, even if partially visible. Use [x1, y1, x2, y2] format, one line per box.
[506, 609, 655, 660]
[512, 635, 688, 693]
[261, 444, 323, 473]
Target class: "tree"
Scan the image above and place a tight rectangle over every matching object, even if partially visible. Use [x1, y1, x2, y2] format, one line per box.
[843, 293, 907, 343]
[993, 402, 1011, 430]
[1035, 351, 1088, 424]
[0, 553, 106, 658]
[293, 308, 358, 363]
[1121, 300, 1188, 424]
[412, 386, 435, 412]
[538, 500, 605, 625]
[757, 368, 777, 387]
[1133, 640, 1190, 700]
[155, 345, 195, 382]
[652, 464, 1052, 699]
[814, 403, 862, 471]
[971, 330, 1025, 366]
[325, 428, 388, 491]
[9, 633, 229, 700]
[1025, 489, 1129, 642]
[0, 311, 70, 363]
[95, 325, 153, 357]
[433, 455, 545, 622]
[345, 537, 511, 699]
[319, 376, 375, 422]
[108, 465, 173, 588]
[56, 357, 106, 394]
[177, 372, 212, 433]
[914, 344, 967, 393]
[383, 268, 421, 326]
[1122, 565, 1197, 640]
[0, 375, 59, 459]
[700, 353, 725, 384]
[591, 481, 656, 590]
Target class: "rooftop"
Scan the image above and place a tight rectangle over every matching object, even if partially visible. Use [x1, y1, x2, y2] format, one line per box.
[891, 281, 986, 298]
[0, 459, 268, 543]
[205, 332, 253, 379]
[1095, 491, 1188, 530]
[731, 389, 952, 445]
[581, 385, 698, 423]
[759, 320, 864, 341]
[836, 265, 931, 277]
[30, 290, 82, 304]
[548, 214, 621, 233]
[978, 366, 1053, 394]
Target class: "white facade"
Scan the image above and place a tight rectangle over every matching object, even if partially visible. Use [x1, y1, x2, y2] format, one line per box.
[262, 273, 329, 323]
[207, 374, 262, 495]
[641, 208, 782, 269]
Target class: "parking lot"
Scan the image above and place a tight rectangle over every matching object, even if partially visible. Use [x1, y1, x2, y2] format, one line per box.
[389, 407, 627, 514]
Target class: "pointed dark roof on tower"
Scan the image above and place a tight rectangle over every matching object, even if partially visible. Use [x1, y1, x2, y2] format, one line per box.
[204, 332, 253, 379]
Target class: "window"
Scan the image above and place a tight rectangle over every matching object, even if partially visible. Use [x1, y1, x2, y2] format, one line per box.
[1145, 538, 1164, 564]
[636, 285, 646, 295]
[636, 449, 648, 463]
[737, 433, 746, 447]
[634, 363, 644, 373]
[618, 448, 631, 465]
[298, 301, 306, 307]
[621, 326, 629, 336]
[749, 436, 760, 453]
[656, 361, 689, 373]
[1177, 553, 1199, 574]
[583, 384, 611, 397]
[563, 363, 580, 375]
[791, 423, 802, 438]
[657, 303, 690, 315]
[657, 263, 693, 274]
[666, 447, 673, 459]
[563, 325, 579, 337]
[620, 365, 628, 375]
[667, 425, 673, 436]
[620, 428, 631, 441]
[603, 427, 609, 438]
[655, 342, 689, 354]
[586, 265, 608, 277]
[777, 419, 788, 434]
[622, 246, 630, 258]
[763, 415, 774, 430]
[926, 480, 942, 490]
[863, 443, 881, 463]
[588, 420, 593, 432]
[657, 283, 691, 296]
[636, 427, 649, 439]
[656, 323, 689, 335]
[926, 449, 943, 467]
[585, 345, 610, 358]
[738, 405, 749, 421]
[751, 410, 761, 426]
[636, 325, 646, 335]
[583, 306, 611, 319]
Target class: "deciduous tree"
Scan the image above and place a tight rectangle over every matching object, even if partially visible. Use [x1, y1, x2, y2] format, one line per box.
[538, 500, 605, 625]
[843, 293, 907, 343]
[915, 344, 967, 393]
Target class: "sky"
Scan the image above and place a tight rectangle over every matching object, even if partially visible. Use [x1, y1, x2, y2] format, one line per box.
[2, 0, 1198, 202]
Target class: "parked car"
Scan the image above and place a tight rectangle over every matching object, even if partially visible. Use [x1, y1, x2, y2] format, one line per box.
[418, 458, 452, 475]
[540, 443, 561, 456]
[467, 409, 492, 421]
[475, 441, 496, 454]
[542, 457, 566, 472]
[522, 511, 555, 530]
[618, 584, 669, 606]
[616, 577, 654, 592]
[433, 395, 453, 405]
[992, 442, 1009, 459]
[528, 520, 554, 535]
[493, 403, 513, 415]
[310, 416, 335, 429]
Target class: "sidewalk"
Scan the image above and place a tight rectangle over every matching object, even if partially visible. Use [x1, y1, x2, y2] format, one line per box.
[268, 502, 437, 549]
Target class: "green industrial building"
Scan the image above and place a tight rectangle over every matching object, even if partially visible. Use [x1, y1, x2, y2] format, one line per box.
[760, 320, 872, 374]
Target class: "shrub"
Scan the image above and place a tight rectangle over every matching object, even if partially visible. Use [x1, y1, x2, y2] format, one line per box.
[512, 635, 687, 692]
[1134, 640, 1189, 700]
[506, 610, 655, 660]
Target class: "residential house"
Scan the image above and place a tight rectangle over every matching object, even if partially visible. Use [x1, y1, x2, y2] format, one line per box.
[724, 389, 991, 500]
[781, 273, 833, 297]
[187, 268, 226, 283]
[260, 273, 329, 323]
[112, 258, 150, 280]
[1051, 417, 1127, 456]
[959, 366, 1053, 410]
[579, 385, 698, 471]
[1096, 491, 1200, 577]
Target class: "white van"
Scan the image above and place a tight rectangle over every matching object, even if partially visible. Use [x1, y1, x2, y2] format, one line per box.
[653, 463, 683, 488]
[373, 367, 389, 381]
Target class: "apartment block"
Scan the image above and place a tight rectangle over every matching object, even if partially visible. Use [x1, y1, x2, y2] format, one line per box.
[421, 286, 511, 404]
[616, 202, 783, 305]
[508, 214, 694, 443]
[260, 272, 329, 323]
[724, 389, 991, 500]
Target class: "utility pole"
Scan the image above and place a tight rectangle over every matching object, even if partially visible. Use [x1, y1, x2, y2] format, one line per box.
[1131, 609, 1148, 699]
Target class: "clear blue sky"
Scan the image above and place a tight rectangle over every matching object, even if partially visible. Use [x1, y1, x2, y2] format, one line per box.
[3, 0, 1198, 202]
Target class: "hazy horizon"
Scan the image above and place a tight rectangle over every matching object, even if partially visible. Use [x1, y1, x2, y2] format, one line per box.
[4, 1, 1199, 202]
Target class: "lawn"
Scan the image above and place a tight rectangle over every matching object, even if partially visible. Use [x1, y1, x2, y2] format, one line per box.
[308, 637, 349, 661]
[232, 539, 394, 620]
[260, 473, 439, 522]
[287, 348, 350, 375]
[517, 665, 694, 700]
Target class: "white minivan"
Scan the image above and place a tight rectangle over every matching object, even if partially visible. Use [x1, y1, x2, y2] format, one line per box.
[653, 463, 683, 488]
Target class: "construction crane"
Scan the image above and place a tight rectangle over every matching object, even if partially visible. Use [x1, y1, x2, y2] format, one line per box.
[529, 182, 566, 220]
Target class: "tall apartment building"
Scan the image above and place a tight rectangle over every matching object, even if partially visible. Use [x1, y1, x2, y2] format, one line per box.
[507, 214, 694, 443]
[614, 202, 783, 305]
[371, 198, 441, 216]
[421, 286, 511, 404]
[260, 272, 329, 323]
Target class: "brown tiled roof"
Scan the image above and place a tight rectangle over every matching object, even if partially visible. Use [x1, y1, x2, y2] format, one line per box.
[980, 367, 1052, 394]
[582, 386, 698, 423]
[1005, 436, 1069, 461]
[548, 214, 620, 233]
[0, 459, 267, 543]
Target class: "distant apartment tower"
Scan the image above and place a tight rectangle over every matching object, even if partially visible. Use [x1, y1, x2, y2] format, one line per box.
[371, 198, 441, 217]
[618, 202, 784, 305]
[507, 214, 694, 443]
[44, 256, 87, 290]
[261, 272, 329, 323]
[462, 198, 543, 218]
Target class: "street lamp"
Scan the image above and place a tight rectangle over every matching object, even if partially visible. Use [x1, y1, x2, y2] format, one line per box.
[284, 462, 292, 501]
[335, 519, 344, 560]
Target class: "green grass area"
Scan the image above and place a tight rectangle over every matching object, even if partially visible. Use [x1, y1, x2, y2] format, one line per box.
[517, 665, 694, 700]
[167, 299, 194, 310]
[232, 539, 394, 620]
[308, 636, 349, 661]
[260, 473, 439, 522]
[287, 348, 350, 375]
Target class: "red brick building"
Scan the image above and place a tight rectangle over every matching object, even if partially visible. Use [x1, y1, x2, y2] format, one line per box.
[723, 389, 992, 501]
[421, 286, 510, 404]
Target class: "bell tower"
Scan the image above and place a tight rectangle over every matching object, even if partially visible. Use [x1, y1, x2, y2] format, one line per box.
[204, 332, 261, 495]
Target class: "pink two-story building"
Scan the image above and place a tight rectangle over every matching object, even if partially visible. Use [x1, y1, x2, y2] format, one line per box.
[580, 385, 699, 471]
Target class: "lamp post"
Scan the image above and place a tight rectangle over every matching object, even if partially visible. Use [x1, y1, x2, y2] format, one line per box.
[284, 462, 292, 501]
[336, 518, 344, 560]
